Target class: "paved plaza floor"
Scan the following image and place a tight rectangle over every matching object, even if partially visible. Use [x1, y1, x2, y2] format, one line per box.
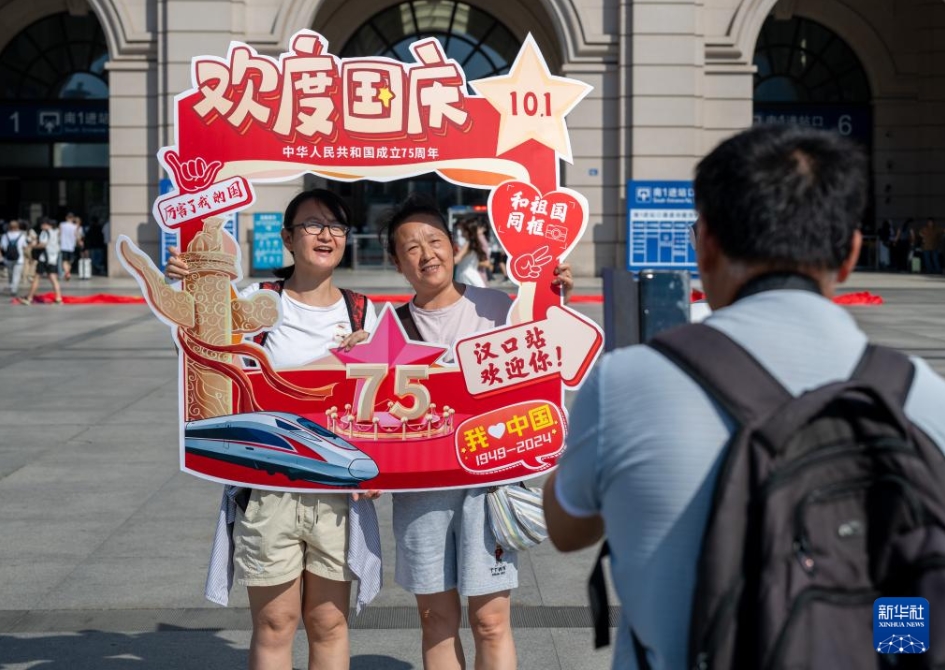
[0, 269, 942, 669]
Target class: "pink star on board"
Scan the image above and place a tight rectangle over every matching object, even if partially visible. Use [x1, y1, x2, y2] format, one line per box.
[332, 304, 447, 367]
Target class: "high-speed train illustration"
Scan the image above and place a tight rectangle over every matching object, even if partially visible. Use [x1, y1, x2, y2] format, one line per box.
[185, 412, 379, 486]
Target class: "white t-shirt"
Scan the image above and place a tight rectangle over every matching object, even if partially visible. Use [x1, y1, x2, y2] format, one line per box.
[408, 284, 512, 363]
[39, 228, 59, 265]
[59, 221, 79, 252]
[240, 283, 378, 368]
[1, 231, 28, 265]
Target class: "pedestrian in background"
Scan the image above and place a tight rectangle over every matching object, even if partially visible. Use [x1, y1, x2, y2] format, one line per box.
[452, 216, 490, 287]
[1, 220, 28, 297]
[0, 218, 7, 282]
[543, 125, 945, 670]
[23, 219, 62, 304]
[85, 218, 107, 276]
[75, 215, 92, 279]
[20, 223, 38, 287]
[58, 212, 81, 280]
[921, 217, 942, 274]
[877, 218, 892, 270]
[892, 217, 915, 272]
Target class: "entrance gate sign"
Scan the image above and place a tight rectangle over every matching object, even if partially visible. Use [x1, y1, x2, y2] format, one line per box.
[753, 105, 872, 144]
[116, 31, 602, 492]
[626, 180, 698, 274]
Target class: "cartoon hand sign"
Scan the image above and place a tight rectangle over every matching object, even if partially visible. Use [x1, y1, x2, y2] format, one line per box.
[512, 245, 553, 281]
[164, 151, 223, 193]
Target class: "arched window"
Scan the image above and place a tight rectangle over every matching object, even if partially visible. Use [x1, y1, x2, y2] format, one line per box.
[325, 0, 523, 247]
[342, 1, 519, 86]
[753, 17, 870, 104]
[0, 13, 109, 100]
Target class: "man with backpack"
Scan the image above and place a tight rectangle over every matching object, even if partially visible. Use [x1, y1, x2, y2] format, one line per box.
[1, 219, 29, 297]
[543, 125, 945, 669]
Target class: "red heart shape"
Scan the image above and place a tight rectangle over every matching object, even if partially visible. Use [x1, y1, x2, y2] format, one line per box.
[488, 181, 586, 282]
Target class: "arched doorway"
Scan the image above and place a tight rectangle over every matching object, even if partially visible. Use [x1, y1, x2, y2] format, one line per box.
[322, 0, 521, 237]
[752, 15, 874, 237]
[0, 11, 110, 226]
[752, 15, 871, 147]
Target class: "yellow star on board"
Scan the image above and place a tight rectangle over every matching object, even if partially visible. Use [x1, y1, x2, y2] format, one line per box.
[470, 34, 592, 162]
[377, 87, 394, 108]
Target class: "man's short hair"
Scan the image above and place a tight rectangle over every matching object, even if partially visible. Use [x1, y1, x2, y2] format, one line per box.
[694, 125, 868, 270]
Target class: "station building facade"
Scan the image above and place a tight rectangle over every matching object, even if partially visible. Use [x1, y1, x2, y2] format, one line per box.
[1, 0, 944, 276]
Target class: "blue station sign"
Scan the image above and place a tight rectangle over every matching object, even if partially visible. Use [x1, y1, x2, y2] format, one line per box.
[0, 101, 109, 141]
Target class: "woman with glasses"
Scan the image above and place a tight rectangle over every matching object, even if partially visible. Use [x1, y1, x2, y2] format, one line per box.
[166, 189, 379, 670]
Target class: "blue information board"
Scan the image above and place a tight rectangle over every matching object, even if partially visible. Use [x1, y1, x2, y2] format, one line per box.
[626, 180, 697, 273]
[159, 178, 237, 272]
[253, 213, 284, 271]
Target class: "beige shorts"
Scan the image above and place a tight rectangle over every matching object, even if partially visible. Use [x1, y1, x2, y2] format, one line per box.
[233, 489, 352, 587]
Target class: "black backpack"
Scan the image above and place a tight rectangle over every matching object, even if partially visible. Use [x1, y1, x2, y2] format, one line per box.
[638, 323, 945, 670]
[3, 233, 20, 262]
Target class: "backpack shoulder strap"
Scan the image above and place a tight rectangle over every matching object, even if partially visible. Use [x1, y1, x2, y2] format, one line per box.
[648, 323, 791, 426]
[589, 541, 612, 648]
[252, 280, 284, 348]
[850, 344, 915, 407]
[395, 302, 424, 342]
[340, 288, 368, 332]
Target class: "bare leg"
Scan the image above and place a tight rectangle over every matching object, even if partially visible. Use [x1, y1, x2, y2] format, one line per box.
[468, 591, 515, 670]
[25, 273, 40, 303]
[416, 589, 465, 670]
[247, 578, 303, 670]
[49, 274, 62, 302]
[301, 571, 351, 670]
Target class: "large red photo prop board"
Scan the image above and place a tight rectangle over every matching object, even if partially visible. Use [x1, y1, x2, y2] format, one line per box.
[117, 31, 602, 492]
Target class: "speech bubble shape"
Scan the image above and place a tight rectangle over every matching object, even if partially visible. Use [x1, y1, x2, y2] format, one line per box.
[488, 181, 587, 279]
[454, 400, 565, 474]
[455, 306, 604, 397]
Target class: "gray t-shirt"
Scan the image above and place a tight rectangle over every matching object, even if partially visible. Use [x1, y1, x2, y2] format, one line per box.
[555, 289, 945, 670]
[408, 284, 513, 363]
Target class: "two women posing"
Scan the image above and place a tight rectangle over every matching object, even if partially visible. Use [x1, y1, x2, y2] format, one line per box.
[168, 189, 572, 670]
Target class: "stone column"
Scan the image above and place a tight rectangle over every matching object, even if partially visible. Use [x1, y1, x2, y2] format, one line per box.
[562, 60, 622, 273]
[106, 58, 160, 275]
[629, 1, 706, 181]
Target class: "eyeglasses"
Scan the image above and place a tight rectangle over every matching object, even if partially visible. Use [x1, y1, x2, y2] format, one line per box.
[289, 219, 350, 237]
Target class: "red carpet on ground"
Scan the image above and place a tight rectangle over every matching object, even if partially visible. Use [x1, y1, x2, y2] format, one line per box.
[15, 289, 884, 307]
[832, 291, 884, 306]
[17, 293, 147, 305]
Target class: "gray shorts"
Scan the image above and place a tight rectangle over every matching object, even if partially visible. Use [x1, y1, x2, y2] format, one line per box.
[392, 487, 518, 597]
